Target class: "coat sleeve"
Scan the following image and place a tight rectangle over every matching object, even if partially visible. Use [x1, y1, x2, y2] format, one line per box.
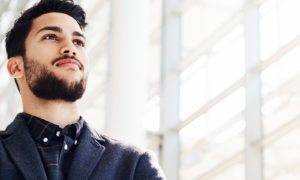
[133, 150, 167, 180]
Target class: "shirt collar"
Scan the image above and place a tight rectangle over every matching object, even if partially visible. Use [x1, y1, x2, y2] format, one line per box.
[21, 112, 83, 146]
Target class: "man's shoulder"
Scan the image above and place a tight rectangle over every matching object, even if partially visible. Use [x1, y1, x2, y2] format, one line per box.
[83, 121, 148, 157]
[95, 132, 148, 156]
[0, 130, 9, 141]
[0, 130, 4, 141]
[92, 132, 166, 180]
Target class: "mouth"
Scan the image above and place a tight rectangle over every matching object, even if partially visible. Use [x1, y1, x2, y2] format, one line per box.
[55, 59, 82, 70]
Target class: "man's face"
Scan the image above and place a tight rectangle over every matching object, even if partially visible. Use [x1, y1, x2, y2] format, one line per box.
[24, 12, 89, 102]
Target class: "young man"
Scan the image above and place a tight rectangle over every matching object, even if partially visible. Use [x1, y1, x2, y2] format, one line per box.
[0, 0, 165, 179]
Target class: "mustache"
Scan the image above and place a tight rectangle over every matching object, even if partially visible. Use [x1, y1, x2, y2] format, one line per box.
[51, 55, 84, 70]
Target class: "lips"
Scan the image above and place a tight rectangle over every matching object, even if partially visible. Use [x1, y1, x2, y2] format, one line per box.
[56, 59, 82, 70]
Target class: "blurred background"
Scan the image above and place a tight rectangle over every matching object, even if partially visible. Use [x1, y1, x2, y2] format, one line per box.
[1, 0, 300, 179]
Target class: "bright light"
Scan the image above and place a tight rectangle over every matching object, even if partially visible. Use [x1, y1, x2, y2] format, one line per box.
[180, 56, 208, 81]
[215, 120, 246, 143]
[143, 106, 160, 132]
[143, 96, 161, 132]
[212, 24, 244, 53]
[180, 114, 208, 148]
[208, 87, 245, 132]
[262, 97, 281, 115]
[144, 95, 160, 113]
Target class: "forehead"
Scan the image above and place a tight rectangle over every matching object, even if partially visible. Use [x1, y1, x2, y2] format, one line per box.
[30, 12, 82, 34]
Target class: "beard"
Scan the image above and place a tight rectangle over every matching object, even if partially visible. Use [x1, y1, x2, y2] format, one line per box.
[23, 56, 87, 102]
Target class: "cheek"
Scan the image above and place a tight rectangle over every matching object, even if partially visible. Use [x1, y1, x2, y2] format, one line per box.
[79, 51, 89, 69]
[24, 42, 36, 58]
[85, 57, 89, 68]
[26, 43, 57, 61]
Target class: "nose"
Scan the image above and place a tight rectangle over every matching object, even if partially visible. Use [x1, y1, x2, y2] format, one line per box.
[63, 50, 76, 56]
[60, 40, 77, 56]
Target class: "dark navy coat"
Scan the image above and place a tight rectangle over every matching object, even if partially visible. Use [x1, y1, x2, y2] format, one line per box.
[0, 114, 166, 180]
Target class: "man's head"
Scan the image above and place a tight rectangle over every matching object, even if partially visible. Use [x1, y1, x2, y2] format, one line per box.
[5, 0, 89, 102]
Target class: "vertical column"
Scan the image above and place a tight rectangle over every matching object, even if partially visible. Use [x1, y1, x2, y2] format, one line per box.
[244, 1, 263, 180]
[73, 0, 81, 5]
[160, 0, 181, 179]
[0, 0, 8, 15]
[0, 13, 2, 129]
[5, 79, 18, 126]
[3, 0, 20, 127]
[0, 0, 6, 129]
[106, 0, 150, 147]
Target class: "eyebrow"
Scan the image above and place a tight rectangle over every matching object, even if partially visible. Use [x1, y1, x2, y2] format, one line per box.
[35, 26, 62, 35]
[73, 31, 86, 40]
[35, 26, 86, 40]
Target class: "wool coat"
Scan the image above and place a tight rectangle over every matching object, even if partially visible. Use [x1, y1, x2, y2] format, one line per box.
[0, 113, 166, 180]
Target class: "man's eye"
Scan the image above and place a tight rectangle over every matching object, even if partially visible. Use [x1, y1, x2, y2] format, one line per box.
[45, 35, 56, 40]
[74, 41, 83, 47]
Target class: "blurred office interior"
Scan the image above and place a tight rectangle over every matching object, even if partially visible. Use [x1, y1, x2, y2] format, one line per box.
[1, 0, 300, 179]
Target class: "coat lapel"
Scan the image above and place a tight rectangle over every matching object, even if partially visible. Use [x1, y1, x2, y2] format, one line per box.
[2, 113, 47, 180]
[67, 120, 106, 180]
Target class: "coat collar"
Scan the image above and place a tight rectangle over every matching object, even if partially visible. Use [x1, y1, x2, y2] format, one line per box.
[1, 113, 47, 180]
[67, 120, 106, 180]
[2, 113, 106, 180]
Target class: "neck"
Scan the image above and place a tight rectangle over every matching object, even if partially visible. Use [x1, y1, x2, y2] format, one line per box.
[22, 95, 80, 128]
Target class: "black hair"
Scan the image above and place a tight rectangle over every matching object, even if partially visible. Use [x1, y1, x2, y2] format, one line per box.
[5, 0, 88, 92]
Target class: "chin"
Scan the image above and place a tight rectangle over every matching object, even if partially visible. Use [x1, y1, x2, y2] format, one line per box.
[66, 77, 83, 84]
[58, 71, 82, 80]
[56, 74, 80, 83]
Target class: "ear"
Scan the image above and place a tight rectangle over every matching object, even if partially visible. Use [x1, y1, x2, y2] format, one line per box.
[7, 56, 24, 79]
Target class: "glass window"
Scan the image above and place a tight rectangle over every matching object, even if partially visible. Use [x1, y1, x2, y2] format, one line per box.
[264, 126, 300, 180]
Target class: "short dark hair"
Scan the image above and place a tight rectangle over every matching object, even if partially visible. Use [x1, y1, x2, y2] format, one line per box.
[5, 0, 88, 92]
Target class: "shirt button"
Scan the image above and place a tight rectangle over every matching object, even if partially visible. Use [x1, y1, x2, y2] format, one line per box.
[74, 140, 77, 145]
[64, 144, 68, 150]
[56, 131, 60, 137]
[43, 138, 48, 142]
